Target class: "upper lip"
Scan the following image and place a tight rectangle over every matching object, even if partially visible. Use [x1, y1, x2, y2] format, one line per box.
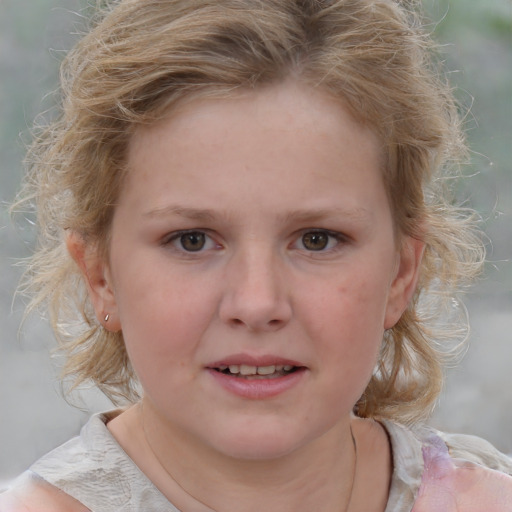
[207, 353, 306, 369]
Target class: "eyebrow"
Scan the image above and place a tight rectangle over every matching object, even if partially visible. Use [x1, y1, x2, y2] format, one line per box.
[280, 207, 373, 224]
[144, 204, 372, 224]
[144, 205, 217, 222]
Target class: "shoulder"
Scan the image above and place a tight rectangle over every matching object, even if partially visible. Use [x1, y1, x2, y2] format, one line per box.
[2, 410, 124, 512]
[439, 430, 512, 474]
[383, 419, 512, 475]
[409, 426, 512, 511]
[0, 472, 90, 512]
[381, 420, 512, 511]
[22, 409, 174, 511]
[413, 433, 512, 511]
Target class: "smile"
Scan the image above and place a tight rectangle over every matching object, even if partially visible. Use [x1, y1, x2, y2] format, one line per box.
[215, 364, 298, 379]
[207, 358, 307, 399]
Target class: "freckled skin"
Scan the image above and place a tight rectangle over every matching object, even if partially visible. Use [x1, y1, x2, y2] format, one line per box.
[66, 81, 423, 511]
[101, 82, 411, 459]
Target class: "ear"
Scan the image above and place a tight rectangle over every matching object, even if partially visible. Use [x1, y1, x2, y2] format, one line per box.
[66, 231, 121, 332]
[384, 235, 425, 329]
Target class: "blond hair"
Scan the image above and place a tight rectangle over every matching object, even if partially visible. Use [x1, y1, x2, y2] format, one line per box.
[18, 0, 484, 424]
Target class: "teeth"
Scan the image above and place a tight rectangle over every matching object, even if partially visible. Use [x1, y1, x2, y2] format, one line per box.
[257, 365, 276, 375]
[220, 364, 296, 376]
[240, 364, 256, 375]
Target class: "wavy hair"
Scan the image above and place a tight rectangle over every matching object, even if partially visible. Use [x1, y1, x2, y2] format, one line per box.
[17, 0, 484, 424]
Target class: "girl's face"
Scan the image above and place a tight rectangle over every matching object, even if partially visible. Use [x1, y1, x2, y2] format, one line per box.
[89, 81, 422, 460]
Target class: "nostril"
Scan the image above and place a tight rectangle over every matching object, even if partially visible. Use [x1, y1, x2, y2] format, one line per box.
[232, 318, 244, 326]
[228, 317, 284, 331]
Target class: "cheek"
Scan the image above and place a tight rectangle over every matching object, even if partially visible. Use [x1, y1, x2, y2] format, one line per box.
[301, 271, 388, 368]
[312, 275, 389, 335]
[117, 276, 205, 404]
[113, 264, 217, 366]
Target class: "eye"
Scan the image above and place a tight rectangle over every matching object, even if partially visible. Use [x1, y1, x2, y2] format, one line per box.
[296, 230, 344, 252]
[164, 230, 218, 252]
[179, 231, 207, 251]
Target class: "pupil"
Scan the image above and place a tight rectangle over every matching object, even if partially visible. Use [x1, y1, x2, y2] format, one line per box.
[181, 232, 205, 251]
[303, 232, 328, 251]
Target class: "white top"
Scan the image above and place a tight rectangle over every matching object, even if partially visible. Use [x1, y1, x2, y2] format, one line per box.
[25, 411, 512, 512]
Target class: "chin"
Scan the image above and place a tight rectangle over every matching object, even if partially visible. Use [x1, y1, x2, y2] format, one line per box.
[205, 421, 318, 461]
[218, 438, 299, 461]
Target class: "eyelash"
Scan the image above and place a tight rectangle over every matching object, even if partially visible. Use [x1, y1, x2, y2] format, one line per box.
[293, 229, 349, 253]
[161, 229, 349, 254]
[162, 230, 219, 253]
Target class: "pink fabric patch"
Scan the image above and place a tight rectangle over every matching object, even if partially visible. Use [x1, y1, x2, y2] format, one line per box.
[412, 435, 512, 511]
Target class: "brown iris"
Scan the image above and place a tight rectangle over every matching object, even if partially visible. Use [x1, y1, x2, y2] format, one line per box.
[180, 232, 206, 251]
[302, 232, 329, 251]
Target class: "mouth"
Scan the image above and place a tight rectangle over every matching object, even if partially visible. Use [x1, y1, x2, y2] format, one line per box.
[212, 364, 300, 380]
[206, 357, 307, 398]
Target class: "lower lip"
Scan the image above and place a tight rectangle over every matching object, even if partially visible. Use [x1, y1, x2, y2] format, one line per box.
[207, 368, 307, 399]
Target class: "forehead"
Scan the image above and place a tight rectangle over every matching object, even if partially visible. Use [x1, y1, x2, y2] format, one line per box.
[128, 80, 385, 172]
[119, 84, 392, 243]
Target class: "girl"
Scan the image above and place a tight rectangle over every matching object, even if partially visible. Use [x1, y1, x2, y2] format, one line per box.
[2, 0, 512, 510]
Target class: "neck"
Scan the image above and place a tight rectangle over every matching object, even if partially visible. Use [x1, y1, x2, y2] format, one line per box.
[137, 401, 357, 512]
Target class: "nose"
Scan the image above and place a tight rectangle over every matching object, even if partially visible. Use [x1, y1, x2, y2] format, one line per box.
[218, 245, 292, 332]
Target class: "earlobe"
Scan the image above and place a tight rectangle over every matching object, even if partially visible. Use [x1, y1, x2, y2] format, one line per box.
[66, 231, 121, 331]
[384, 236, 425, 329]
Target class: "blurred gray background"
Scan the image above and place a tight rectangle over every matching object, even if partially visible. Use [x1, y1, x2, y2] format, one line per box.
[1, 0, 511, 486]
